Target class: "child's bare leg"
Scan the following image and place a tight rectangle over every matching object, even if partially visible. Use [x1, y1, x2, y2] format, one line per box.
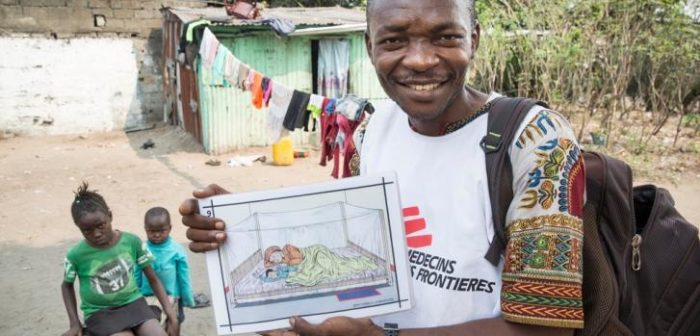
[109, 331, 135, 336]
[133, 319, 167, 336]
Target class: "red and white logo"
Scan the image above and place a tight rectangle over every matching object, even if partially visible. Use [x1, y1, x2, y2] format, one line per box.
[403, 206, 432, 249]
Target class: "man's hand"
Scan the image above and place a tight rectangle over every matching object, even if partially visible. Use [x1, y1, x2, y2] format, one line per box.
[264, 316, 383, 336]
[61, 325, 82, 336]
[180, 184, 230, 252]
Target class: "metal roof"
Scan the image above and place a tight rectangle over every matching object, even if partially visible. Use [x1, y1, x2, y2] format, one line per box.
[165, 6, 366, 27]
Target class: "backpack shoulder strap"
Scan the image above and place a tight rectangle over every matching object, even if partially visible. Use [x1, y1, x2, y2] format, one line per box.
[482, 96, 549, 266]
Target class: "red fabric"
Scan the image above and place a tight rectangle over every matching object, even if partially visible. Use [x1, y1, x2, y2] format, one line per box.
[319, 98, 335, 167]
[335, 112, 365, 178]
[250, 71, 264, 109]
[318, 97, 365, 179]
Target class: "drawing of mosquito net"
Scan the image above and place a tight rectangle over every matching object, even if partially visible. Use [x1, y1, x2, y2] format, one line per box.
[223, 202, 391, 304]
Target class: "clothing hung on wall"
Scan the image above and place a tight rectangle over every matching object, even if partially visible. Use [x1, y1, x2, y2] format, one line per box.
[319, 95, 374, 178]
[282, 90, 312, 131]
[317, 39, 349, 99]
[267, 82, 294, 143]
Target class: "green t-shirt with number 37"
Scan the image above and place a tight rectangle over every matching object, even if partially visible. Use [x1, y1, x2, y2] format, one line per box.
[64, 231, 154, 319]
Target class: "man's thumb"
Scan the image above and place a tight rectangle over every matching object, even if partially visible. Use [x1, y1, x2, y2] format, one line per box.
[290, 316, 318, 335]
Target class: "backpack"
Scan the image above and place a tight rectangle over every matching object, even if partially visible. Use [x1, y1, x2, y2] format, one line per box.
[482, 97, 700, 336]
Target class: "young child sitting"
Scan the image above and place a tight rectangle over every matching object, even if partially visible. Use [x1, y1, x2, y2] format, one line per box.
[61, 183, 178, 336]
[135, 207, 194, 330]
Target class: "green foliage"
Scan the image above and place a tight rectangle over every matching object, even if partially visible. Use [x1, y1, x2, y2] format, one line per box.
[266, 0, 366, 7]
[472, 0, 700, 145]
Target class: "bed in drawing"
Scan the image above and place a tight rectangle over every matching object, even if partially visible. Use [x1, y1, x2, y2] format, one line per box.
[222, 202, 392, 306]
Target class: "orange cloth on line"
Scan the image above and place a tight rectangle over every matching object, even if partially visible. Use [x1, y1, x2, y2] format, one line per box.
[251, 71, 264, 109]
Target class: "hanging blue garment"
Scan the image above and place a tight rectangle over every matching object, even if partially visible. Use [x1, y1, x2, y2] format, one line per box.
[317, 39, 349, 99]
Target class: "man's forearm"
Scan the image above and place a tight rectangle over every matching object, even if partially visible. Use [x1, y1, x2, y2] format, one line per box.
[398, 316, 574, 336]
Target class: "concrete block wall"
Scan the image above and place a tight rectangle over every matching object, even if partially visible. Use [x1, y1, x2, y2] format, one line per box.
[1, 0, 204, 37]
[0, 0, 209, 136]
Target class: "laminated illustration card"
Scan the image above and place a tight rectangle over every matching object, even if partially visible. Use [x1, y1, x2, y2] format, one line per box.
[198, 172, 413, 335]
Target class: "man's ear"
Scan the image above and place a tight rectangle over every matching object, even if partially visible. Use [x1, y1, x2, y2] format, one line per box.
[471, 22, 481, 56]
[108, 210, 113, 220]
[365, 30, 375, 65]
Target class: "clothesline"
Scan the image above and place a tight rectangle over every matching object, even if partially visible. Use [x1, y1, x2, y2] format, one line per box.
[194, 27, 374, 178]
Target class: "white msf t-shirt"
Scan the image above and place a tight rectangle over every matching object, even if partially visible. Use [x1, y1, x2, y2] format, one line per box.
[363, 95, 544, 328]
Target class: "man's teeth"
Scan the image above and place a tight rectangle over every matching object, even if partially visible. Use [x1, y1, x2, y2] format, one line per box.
[410, 83, 441, 91]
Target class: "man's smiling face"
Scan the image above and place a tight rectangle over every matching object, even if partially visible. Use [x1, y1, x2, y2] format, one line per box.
[365, 0, 478, 122]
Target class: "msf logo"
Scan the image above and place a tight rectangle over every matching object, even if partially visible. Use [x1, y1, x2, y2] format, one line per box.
[403, 206, 432, 249]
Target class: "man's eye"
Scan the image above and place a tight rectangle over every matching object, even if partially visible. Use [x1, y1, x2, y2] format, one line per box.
[439, 35, 461, 41]
[381, 38, 402, 45]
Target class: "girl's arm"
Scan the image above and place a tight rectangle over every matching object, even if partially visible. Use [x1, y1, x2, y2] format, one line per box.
[61, 281, 82, 336]
[143, 266, 179, 336]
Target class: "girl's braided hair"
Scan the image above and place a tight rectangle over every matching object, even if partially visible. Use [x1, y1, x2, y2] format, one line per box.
[71, 182, 110, 223]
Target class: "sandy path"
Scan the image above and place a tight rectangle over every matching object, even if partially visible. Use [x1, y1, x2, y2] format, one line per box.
[0, 126, 697, 336]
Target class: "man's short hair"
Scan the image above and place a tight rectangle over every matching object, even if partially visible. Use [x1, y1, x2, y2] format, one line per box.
[365, 0, 476, 31]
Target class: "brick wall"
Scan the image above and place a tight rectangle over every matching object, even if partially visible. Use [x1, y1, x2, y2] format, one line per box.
[1, 0, 205, 37]
[0, 0, 208, 134]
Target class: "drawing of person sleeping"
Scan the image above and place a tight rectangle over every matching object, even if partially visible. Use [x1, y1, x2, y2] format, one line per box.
[261, 244, 378, 287]
[260, 245, 301, 282]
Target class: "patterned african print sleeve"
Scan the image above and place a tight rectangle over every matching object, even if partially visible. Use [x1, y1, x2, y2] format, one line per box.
[501, 109, 585, 329]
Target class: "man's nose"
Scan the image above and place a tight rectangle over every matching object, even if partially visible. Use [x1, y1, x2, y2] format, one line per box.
[402, 40, 439, 72]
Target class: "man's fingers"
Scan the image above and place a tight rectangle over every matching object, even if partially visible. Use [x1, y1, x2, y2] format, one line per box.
[290, 316, 324, 336]
[188, 241, 222, 252]
[261, 331, 299, 336]
[193, 184, 230, 198]
[179, 184, 229, 217]
[182, 212, 225, 229]
[179, 198, 200, 217]
[187, 227, 226, 243]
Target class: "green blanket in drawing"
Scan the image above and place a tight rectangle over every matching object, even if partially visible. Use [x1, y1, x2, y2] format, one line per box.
[285, 244, 377, 287]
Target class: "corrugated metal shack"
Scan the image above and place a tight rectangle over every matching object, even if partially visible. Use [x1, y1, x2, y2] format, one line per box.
[161, 6, 387, 155]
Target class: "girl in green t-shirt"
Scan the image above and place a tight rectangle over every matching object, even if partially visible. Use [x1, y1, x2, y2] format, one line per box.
[61, 182, 179, 336]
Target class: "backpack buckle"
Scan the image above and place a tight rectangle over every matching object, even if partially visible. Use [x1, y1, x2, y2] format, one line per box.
[481, 131, 503, 154]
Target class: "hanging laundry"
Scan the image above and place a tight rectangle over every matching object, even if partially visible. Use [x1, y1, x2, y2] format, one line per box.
[179, 20, 211, 66]
[319, 106, 337, 167]
[335, 112, 365, 178]
[319, 96, 369, 178]
[317, 39, 349, 98]
[198, 28, 218, 68]
[250, 71, 264, 109]
[267, 81, 294, 143]
[199, 28, 220, 68]
[323, 97, 337, 115]
[223, 53, 240, 86]
[236, 63, 250, 90]
[307, 94, 325, 120]
[210, 45, 229, 86]
[186, 20, 211, 43]
[301, 104, 315, 132]
[244, 69, 256, 91]
[335, 94, 375, 121]
[262, 77, 273, 107]
[260, 17, 296, 37]
[282, 90, 311, 131]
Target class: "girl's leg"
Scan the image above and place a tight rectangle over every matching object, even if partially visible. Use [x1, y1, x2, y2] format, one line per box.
[133, 319, 167, 336]
[109, 331, 135, 336]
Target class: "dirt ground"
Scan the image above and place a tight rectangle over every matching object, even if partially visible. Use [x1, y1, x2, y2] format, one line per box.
[0, 125, 698, 336]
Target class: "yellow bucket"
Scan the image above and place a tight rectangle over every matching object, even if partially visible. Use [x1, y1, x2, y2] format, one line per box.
[272, 137, 294, 166]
